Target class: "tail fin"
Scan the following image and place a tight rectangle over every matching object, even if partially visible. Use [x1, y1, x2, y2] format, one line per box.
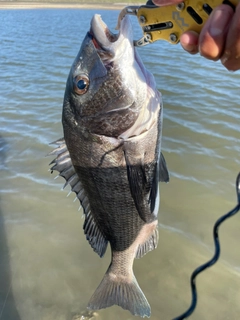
[87, 270, 151, 318]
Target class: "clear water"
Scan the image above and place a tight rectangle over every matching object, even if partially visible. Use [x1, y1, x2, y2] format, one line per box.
[0, 8, 240, 320]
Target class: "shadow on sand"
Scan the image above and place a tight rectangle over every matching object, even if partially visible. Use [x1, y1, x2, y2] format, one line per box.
[0, 135, 21, 320]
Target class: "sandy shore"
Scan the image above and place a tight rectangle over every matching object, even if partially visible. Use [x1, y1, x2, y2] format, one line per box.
[0, 1, 132, 10]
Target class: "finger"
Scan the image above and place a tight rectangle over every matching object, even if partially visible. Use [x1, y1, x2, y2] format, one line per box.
[180, 31, 199, 54]
[152, 0, 182, 6]
[221, 4, 240, 71]
[198, 4, 234, 60]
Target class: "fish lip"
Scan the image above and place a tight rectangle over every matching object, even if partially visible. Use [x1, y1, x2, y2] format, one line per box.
[90, 14, 133, 50]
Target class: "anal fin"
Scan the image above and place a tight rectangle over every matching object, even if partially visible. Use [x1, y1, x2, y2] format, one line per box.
[135, 227, 159, 259]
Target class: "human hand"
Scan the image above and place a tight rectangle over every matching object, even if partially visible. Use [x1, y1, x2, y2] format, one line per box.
[152, 0, 240, 71]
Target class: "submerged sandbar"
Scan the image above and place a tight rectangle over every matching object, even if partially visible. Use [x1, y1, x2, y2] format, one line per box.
[0, 1, 145, 10]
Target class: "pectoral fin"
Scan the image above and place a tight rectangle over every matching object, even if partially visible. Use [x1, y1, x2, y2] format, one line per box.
[149, 152, 169, 213]
[124, 150, 149, 222]
[159, 152, 169, 183]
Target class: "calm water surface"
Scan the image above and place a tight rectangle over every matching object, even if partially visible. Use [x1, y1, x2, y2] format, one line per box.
[0, 8, 240, 320]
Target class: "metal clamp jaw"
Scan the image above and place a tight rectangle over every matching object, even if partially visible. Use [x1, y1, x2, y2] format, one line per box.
[118, 0, 239, 46]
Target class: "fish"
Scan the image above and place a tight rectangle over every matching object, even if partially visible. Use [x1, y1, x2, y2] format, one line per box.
[49, 13, 169, 318]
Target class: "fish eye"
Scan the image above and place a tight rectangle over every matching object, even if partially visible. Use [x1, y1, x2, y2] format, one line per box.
[73, 75, 89, 95]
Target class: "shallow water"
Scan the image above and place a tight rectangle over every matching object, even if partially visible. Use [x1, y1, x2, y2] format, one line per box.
[0, 8, 240, 320]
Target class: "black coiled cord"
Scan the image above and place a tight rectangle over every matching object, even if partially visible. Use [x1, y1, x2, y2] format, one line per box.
[173, 172, 240, 320]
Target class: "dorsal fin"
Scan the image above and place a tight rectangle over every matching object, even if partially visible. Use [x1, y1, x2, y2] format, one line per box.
[83, 210, 108, 257]
[49, 138, 108, 257]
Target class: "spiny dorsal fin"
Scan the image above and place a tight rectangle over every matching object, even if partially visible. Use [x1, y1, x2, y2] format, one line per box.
[49, 138, 108, 257]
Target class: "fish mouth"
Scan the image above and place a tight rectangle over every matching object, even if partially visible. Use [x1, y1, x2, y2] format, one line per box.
[90, 15, 152, 92]
[90, 14, 133, 55]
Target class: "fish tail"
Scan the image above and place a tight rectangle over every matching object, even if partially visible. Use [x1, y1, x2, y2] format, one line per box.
[87, 268, 151, 318]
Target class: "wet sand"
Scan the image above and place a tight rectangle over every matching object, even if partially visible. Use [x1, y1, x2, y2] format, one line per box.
[0, 1, 132, 10]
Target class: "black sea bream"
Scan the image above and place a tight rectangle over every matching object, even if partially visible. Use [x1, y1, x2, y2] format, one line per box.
[50, 14, 169, 318]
